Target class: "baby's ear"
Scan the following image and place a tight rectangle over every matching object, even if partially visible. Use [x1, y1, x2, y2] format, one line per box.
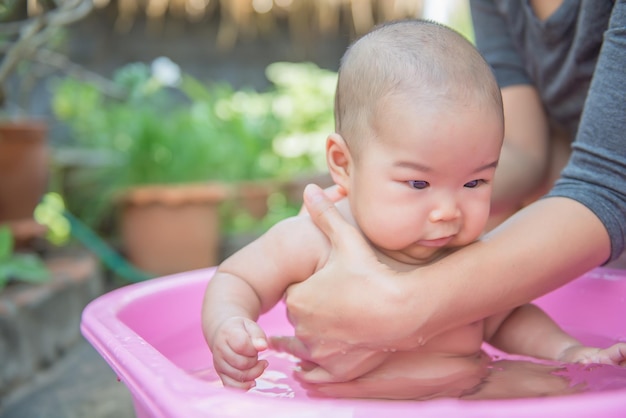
[326, 133, 352, 191]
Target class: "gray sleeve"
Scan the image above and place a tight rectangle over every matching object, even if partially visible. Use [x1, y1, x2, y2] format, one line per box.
[469, 0, 531, 88]
[547, 1, 626, 263]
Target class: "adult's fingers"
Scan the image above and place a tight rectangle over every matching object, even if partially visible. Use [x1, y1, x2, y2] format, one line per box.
[268, 335, 311, 360]
[298, 184, 346, 215]
[299, 380, 369, 398]
[320, 184, 347, 206]
[294, 365, 338, 383]
[302, 184, 361, 251]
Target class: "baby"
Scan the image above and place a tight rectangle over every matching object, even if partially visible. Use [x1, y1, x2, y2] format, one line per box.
[202, 19, 626, 399]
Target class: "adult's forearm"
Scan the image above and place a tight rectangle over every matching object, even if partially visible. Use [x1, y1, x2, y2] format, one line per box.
[547, 2, 626, 263]
[285, 188, 609, 357]
[489, 86, 550, 218]
[489, 141, 544, 215]
[391, 197, 610, 347]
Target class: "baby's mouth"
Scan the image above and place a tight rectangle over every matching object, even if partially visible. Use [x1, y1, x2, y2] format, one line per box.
[418, 236, 453, 247]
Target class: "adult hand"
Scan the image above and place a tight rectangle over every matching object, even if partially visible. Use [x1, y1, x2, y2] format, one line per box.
[270, 335, 389, 383]
[297, 183, 346, 215]
[277, 184, 412, 381]
[291, 352, 489, 400]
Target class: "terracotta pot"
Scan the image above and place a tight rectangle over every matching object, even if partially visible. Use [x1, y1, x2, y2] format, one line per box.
[232, 180, 281, 220]
[120, 183, 229, 276]
[225, 174, 334, 224]
[282, 172, 334, 206]
[0, 120, 49, 244]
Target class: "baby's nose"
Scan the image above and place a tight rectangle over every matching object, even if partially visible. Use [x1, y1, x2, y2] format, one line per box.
[429, 196, 460, 222]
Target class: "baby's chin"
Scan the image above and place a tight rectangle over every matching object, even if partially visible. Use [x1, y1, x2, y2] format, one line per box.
[375, 246, 454, 270]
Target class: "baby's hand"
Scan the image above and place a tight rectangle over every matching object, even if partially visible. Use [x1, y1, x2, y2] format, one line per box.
[562, 342, 626, 366]
[211, 316, 269, 390]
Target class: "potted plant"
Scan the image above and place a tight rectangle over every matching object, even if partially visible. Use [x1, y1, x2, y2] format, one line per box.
[0, 0, 92, 246]
[51, 58, 337, 275]
[51, 58, 273, 275]
[216, 61, 338, 256]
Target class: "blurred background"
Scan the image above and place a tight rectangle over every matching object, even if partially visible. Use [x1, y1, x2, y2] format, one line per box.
[0, 0, 473, 278]
[0, 0, 472, 416]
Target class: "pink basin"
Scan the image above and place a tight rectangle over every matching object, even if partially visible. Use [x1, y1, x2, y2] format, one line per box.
[81, 267, 626, 417]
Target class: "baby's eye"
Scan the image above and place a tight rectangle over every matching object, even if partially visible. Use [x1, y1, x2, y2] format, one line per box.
[408, 180, 429, 189]
[464, 179, 485, 188]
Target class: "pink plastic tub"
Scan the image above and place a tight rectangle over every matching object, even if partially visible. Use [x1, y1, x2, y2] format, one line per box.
[81, 267, 626, 417]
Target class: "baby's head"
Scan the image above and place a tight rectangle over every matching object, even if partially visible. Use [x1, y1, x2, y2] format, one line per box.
[334, 19, 503, 153]
[327, 19, 505, 265]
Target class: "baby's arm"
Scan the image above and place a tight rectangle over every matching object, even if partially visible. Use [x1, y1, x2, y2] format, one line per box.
[484, 304, 626, 366]
[202, 271, 269, 390]
[202, 216, 326, 389]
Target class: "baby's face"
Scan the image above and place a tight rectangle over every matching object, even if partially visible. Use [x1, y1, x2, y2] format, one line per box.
[347, 95, 503, 265]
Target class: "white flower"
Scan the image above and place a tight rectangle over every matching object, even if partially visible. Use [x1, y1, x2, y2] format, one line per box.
[151, 57, 181, 87]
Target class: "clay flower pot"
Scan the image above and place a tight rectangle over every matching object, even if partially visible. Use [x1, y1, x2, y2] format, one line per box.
[119, 183, 229, 276]
[0, 120, 49, 245]
[231, 180, 281, 221]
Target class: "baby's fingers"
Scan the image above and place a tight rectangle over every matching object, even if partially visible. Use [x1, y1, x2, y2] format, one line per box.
[218, 359, 269, 390]
[583, 343, 626, 366]
[244, 320, 268, 352]
[220, 345, 262, 372]
[220, 374, 256, 391]
[225, 323, 265, 357]
[604, 343, 626, 366]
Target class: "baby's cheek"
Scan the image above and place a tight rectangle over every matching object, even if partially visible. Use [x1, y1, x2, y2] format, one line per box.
[463, 209, 490, 239]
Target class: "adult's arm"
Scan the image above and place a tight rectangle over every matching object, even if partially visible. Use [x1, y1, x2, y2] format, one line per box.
[488, 85, 550, 224]
[280, 188, 609, 381]
[546, 1, 626, 262]
[281, 2, 626, 381]
[470, 0, 551, 222]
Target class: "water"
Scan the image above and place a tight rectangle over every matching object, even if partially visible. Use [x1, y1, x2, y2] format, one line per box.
[187, 343, 626, 401]
[189, 350, 305, 398]
[462, 356, 626, 400]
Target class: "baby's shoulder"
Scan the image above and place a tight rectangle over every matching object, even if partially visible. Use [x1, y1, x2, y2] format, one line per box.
[265, 214, 332, 249]
[257, 215, 332, 274]
[264, 199, 355, 263]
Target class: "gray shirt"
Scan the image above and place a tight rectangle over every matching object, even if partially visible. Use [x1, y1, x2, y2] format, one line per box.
[471, 0, 626, 262]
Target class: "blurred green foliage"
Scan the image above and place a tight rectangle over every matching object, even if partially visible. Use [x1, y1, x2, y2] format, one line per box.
[34, 192, 71, 245]
[0, 225, 50, 290]
[51, 59, 337, 230]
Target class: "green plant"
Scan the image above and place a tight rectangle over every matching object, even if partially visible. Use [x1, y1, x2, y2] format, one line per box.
[214, 62, 338, 234]
[51, 59, 270, 226]
[265, 61, 337, 176]
[0, 225, 50, 290]
[51, 59, 336, 229]
[34, 192, 71, 245]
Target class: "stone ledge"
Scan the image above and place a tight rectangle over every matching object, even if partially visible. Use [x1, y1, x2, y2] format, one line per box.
[0, 249, 103, 397]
